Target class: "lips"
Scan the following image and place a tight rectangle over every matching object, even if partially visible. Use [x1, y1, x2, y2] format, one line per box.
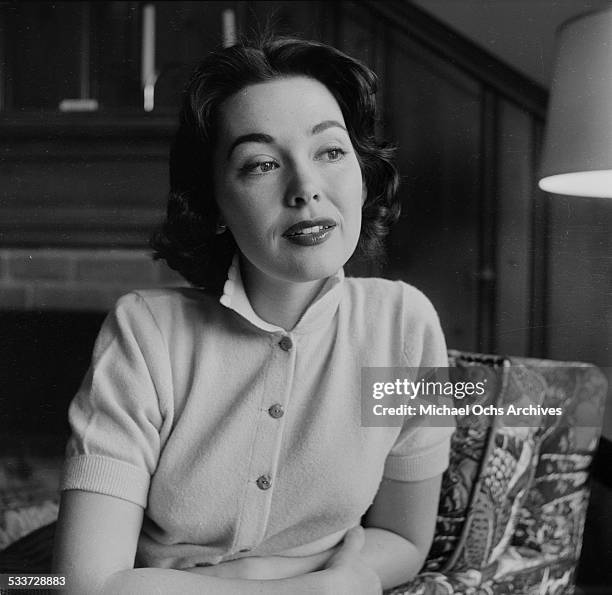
[282, 218, 337, 238]
[282, 218, 337, 247]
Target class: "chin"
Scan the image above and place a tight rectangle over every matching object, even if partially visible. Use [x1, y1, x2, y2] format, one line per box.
[279, 256, 347, 283]
[248, 239, 357, 285]
[291, 243, 358, 282]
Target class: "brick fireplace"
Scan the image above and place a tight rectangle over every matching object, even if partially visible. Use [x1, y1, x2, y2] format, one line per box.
[0, 247, 185, 312]
[0, 247, 186, 454]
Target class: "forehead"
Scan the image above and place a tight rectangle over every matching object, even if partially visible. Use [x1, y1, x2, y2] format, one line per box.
[217, 76, 346, 138]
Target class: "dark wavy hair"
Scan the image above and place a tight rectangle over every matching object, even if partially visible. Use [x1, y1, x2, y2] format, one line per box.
[151, 35, 400, 290]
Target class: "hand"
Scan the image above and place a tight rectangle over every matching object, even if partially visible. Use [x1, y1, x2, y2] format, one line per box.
[186, 548, 335, 580]
[187, 557, 272, 580]
[323, 526, 382, 595]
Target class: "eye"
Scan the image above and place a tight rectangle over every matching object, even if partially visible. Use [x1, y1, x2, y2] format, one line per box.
[318, 147, 347, 162]
[241, 160, 280, 175]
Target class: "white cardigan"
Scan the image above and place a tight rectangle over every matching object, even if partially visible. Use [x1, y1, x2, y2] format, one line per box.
[61, 260, 454, 569]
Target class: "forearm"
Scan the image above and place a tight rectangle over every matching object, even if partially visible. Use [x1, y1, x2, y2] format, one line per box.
[99, 567, 332, 595]
[187, 549, 334, 580]
[361, 527, 425, 590]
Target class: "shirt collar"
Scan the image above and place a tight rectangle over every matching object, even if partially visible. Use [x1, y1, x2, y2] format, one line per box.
[219, 253, 344, 334]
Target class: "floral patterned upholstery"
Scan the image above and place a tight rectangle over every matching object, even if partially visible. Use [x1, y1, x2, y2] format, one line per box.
[386, 351, 608, 595]
[1, 351, 607, 594]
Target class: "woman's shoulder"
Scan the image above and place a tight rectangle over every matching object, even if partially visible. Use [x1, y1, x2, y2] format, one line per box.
[342, 277, 446, 367]
[108, 287, 220, 333]
[114, 286, 215, 309]
[343, 276, 439, 321]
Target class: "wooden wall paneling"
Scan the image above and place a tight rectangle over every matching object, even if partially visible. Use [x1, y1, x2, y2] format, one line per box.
[528, 120, 549, 358]
[382, 27, 482, 353]
[334, 1, 387, 278]
[336, 1, 382, 74]
[478, 87, 498, 354]
[495, 99, 533, 357]
[77, 2, 92, 101]
[360, 0, 547, 119]
[242, 1, 328, 42]
[1, 158, 167, 208]
[372, 12, 388, 143]
[154, 1, 235, 112]
[316, 0, 338, 46]
[91, 2, 141, 110]
[0, 5, 7, 111]
[4, 2, 83, 109]
[547, 195, 612, 362]
[547, 194, 612, 438]
[0, 207, 163, 247]
[0, 117, 174, 247]
[339, 0, 389, 139]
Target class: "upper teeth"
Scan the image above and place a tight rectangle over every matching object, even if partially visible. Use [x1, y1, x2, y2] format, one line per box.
[292, 225, 329, 235]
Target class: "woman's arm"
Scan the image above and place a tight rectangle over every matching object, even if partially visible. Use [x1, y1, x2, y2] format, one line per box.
[361, 474, 442, 590]
[190, 475, 441, 590]
[52, 490, 143, 594]
[52, 490, 377, 595]
[186, 548, 335, 580]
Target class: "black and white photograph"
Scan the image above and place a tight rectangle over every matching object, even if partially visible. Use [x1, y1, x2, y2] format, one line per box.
[1, 2, 611, 594]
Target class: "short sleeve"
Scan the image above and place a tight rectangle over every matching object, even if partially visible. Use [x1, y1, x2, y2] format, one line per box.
[383, 284, 455, 482]
[60, 292, 172, 508]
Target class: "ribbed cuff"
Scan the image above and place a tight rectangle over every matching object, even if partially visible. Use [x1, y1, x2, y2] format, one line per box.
[61, 454, 150, 508]
[383, 433, 453, 481]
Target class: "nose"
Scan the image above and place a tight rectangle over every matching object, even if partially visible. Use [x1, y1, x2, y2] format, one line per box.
[285, 162, 321, 207]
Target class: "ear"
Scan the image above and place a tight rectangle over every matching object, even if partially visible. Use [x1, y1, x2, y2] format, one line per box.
[361, 182, 368, 205]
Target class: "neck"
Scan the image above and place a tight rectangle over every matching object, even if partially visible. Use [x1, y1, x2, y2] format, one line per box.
[240, 256, 328, 331]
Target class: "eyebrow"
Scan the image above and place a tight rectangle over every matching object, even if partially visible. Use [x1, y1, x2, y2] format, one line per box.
[227, 133, 274, 159]
[226, 120, 348, 159]
[311, 120, 347, 135]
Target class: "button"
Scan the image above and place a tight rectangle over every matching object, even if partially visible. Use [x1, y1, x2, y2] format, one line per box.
[268, 403, 284, 419]
[256, 475, 272, 490]
[278, 336, 293, 351]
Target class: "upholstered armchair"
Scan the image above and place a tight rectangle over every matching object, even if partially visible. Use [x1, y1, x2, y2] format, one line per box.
[1, 350, 607, 595]
[386, 351, 607, 595]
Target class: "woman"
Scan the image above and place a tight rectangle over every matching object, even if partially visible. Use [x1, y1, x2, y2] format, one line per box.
[53, 36, 454, 594]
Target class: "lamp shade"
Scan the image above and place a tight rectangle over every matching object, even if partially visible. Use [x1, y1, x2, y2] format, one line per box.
[538, 8, 612, 198]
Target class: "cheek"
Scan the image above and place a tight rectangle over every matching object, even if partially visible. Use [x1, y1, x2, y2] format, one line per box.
[216, 179, 251, 225]
[221, 192, 276, 245]
[338, 162, 365, 223]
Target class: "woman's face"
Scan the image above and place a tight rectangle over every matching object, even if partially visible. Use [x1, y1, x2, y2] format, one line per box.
[213, 76, 365, 286]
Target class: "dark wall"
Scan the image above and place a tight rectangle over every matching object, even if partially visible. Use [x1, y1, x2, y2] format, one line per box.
[0, 312, 106, 454]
